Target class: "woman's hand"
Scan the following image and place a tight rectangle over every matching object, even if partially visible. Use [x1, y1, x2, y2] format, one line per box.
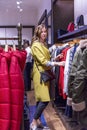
[53, 53, 63, 61]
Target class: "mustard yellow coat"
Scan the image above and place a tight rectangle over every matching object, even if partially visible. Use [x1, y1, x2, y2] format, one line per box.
[31, 41, 51, 102]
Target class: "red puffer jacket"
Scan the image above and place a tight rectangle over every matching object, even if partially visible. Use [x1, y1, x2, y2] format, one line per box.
[18, 50, 27, 71]
[10, 50, 26, 130]
[0, 51, 11, 130]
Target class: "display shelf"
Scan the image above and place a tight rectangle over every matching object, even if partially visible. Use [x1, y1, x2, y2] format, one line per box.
[58, 25, 87, 42]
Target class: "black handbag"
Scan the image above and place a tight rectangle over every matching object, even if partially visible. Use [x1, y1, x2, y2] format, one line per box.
[40, 70, 55, 83]
[35, 60, 55, 84]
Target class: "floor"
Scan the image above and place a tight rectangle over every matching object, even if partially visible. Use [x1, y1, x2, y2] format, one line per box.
[27, 90, 66, 130]
[25, 81, 86, 130]
[25, 81, 87, 130]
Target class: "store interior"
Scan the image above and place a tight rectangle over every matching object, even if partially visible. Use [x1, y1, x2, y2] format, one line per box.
[0, 0, 87, 130]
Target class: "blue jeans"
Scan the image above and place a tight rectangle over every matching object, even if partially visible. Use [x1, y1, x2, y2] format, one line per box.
[34, 101, 49, 119]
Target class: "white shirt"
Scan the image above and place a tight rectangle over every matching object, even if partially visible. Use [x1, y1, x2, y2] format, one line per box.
[25, 46, 32, 63]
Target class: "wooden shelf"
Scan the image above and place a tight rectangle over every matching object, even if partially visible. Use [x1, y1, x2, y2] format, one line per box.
[58, 25, 87, 42]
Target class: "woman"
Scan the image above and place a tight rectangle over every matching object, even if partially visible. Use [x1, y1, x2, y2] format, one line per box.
[30, 24, 64, 130]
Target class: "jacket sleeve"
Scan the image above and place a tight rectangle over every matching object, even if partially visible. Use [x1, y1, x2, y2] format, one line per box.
[72, 48, 87, 112]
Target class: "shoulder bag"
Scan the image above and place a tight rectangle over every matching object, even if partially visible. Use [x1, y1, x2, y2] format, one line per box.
[35, 60, 55, 84]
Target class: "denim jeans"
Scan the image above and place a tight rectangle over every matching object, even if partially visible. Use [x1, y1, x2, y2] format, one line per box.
[34, 101, 49, 119]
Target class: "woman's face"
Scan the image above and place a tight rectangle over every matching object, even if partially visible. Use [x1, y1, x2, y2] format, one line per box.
[39, 27, 47, 42]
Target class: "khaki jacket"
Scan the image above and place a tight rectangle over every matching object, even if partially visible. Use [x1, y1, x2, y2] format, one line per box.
[68, 48, 82, 100]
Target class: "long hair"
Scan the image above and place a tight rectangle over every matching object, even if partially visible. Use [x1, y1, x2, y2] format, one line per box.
[31, 24, 48, 45]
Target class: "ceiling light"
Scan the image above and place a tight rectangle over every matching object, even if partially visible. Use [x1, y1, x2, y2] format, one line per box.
[20, 1, 22, 4]
[17, 5, 20, 9]
[16, 1, 20, 5]
[19, 8, 23, 12]
[16, 0, 22, 5]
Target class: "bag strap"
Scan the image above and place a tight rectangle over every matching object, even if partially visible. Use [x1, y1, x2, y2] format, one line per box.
[34, 59, 40, 72]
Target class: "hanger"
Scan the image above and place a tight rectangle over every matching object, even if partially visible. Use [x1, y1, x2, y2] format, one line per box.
[4, 44, 8, 52]
[66, 38, 81, 46]
[73, 38, 83, 44]
[12, 40, 16, 51]
[55, 43, 64, 46]
[4, 27, 8, 52]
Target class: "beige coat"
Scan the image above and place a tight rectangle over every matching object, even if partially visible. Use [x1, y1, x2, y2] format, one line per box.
[31, 41, 51, 102]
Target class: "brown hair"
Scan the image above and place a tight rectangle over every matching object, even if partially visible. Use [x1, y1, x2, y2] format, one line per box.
[31, 24, 47, 45]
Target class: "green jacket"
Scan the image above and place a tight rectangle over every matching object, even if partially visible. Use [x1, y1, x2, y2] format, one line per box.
[72, 47, 87, 111]
[67, 47, 87, 126]
[67, 48, 82, 102]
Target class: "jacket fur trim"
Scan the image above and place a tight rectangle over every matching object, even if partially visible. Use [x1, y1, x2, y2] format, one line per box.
[72, 101, 86, 111]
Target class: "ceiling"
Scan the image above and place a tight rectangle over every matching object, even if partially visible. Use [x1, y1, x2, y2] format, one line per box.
[0, 0, 42, 25]
[0, 0, 41, 11]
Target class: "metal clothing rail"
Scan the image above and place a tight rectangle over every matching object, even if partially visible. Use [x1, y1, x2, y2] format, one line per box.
[0, 37, 18, 40]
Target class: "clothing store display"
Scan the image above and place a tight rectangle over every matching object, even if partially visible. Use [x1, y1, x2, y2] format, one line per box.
[50, 41, 87, 129]
[10, 50, 26, 130]
[64, 44, 78, 95]
[64, 44, 78, 118]
[71, 47, 87, 126]
[57, 29, 68, 37]
[66, 40, 87, 128]
[76, 15, 84, 26]
[67, 47, 82, 101]
[0, 50, 11, 130]
[0, 47, 26, 130]
[67, 22, 74, 32]
[0, 0, 87, 128]
[50, 44, 69, 106]
[58, 47, 70, 99]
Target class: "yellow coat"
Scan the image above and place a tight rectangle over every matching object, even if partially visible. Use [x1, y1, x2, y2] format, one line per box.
[31, 41, 51, 102]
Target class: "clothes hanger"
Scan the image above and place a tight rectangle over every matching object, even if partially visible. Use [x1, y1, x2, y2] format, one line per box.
[73, 38, 83, 44]
[12, 40, 16, 51]
[4, 43, 8, 52]
[55, 43, 64, 46]
[4, 28, 8, 52]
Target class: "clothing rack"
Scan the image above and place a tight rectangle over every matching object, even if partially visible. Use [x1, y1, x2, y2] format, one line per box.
[0, 38, 18, 40]
[0, 23, 24, 130]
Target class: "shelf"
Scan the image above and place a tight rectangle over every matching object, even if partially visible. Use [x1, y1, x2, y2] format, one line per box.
[0, 37, 18, 40]
[58, 25, 87, 42]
